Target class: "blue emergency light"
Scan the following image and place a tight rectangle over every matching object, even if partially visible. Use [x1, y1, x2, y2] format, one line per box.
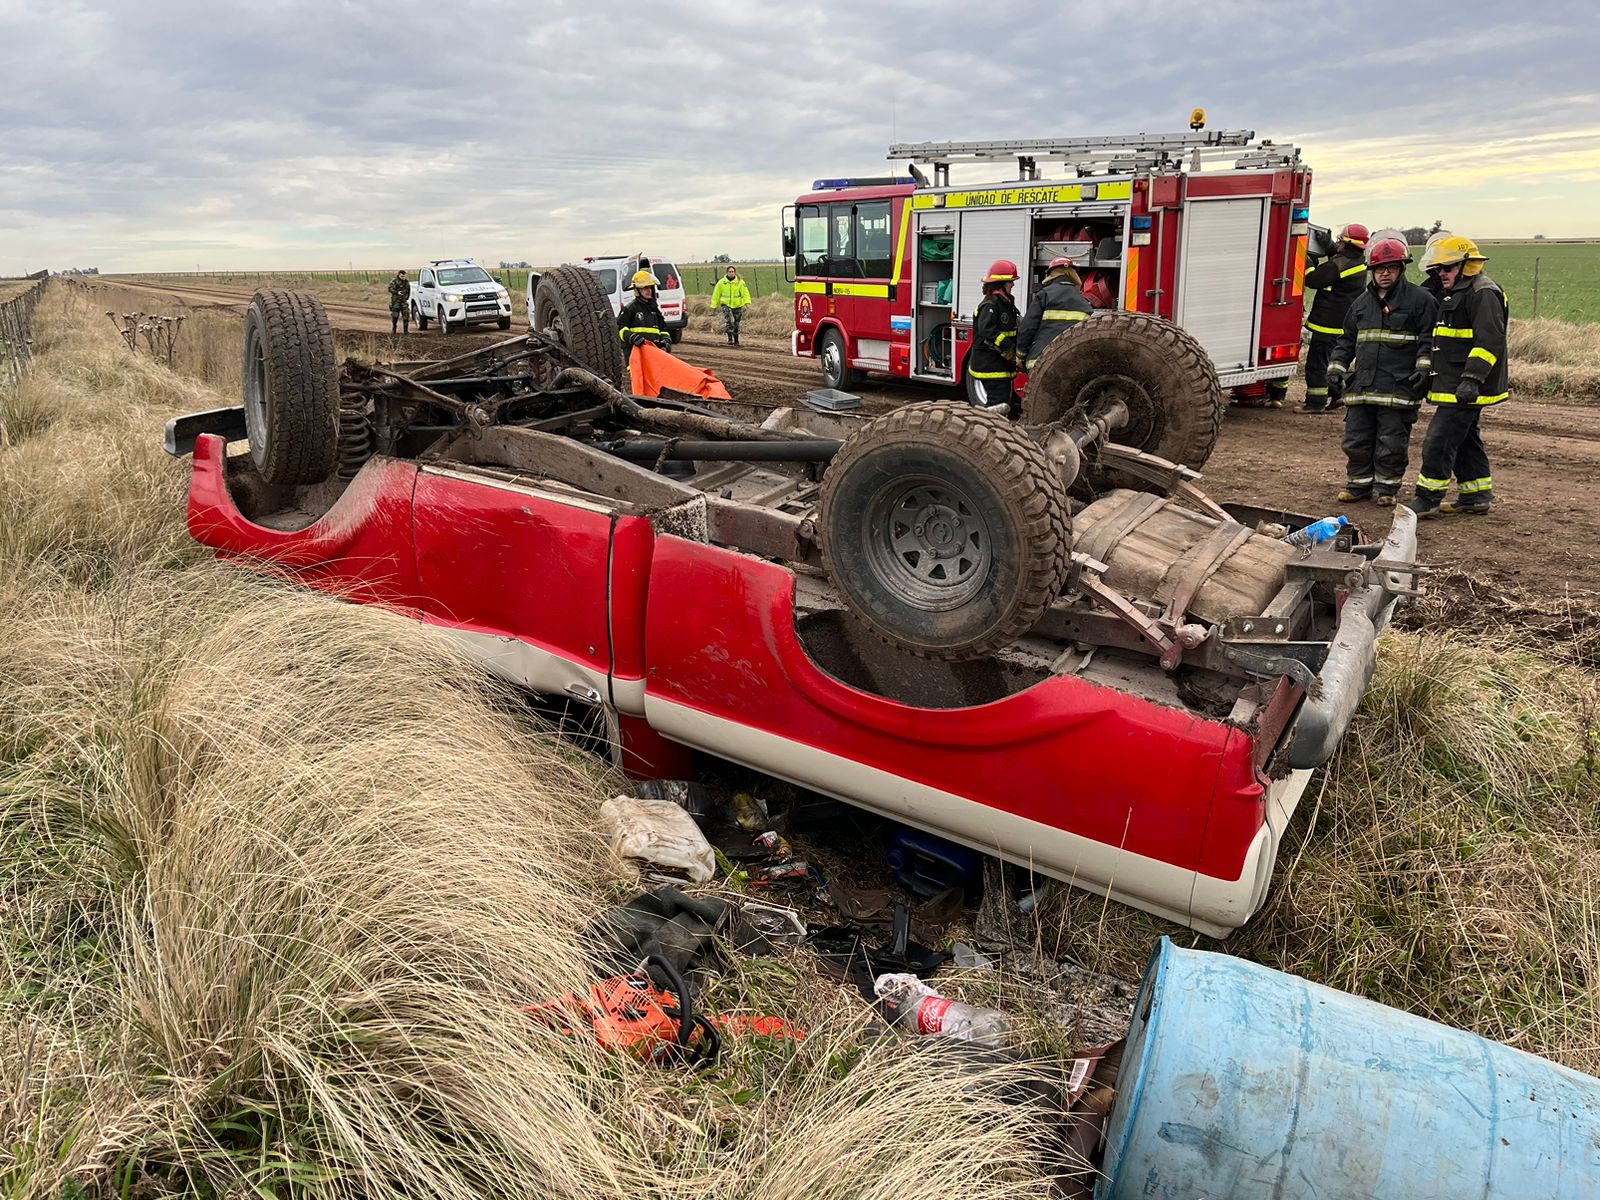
[811, 176, 918, 190]
[1293, 207, 1310, 220]
[1131, 216, 1153, 231]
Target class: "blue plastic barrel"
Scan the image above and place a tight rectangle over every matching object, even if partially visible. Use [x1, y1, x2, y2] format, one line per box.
[1099, 938, 1600, 1199]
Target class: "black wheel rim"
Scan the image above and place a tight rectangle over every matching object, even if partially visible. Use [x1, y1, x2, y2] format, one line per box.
[863, 473, 992, 610]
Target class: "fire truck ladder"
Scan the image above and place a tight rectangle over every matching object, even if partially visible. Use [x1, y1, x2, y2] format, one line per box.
[888, 132, 1300, 185]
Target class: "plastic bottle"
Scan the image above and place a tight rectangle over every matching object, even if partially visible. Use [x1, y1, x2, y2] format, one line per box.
[1282, 514, 1349, 548]
[873, 973, 1012, 1048]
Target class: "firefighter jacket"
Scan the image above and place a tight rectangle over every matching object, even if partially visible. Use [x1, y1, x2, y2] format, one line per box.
[1328, 277, 1438, 408]
[710, 276, 752, 310]
[387, 275, 409, 311]
[1303, 247, 1368, 337]
[1017, 273, 1093, 368]
[618, 295, 670, 345]
[1427, 273, 1509, 406]
[969, 291, 1019, 380]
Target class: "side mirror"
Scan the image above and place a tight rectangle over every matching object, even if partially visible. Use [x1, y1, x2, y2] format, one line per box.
[423, 279, 436, 288]
[782, 227, 796, 257]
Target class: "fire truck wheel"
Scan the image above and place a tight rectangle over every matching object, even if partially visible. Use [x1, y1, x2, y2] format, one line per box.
[1021, 310, 1224, 476]
[535, 264, 626, 389]
[240, 290, 340, 488]
[820, 402, 1072, 660]
[819, 329, 862, 390]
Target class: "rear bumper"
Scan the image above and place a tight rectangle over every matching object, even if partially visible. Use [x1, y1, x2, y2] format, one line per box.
[1286, 505, 1419, 769]
[1219, 364, 1297, 388]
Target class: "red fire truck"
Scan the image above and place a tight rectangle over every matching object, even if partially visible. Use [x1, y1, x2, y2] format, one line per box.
[784, 129, 1312, 400]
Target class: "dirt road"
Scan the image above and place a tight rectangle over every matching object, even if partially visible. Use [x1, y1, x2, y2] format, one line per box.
[104, 275, 1598, 617]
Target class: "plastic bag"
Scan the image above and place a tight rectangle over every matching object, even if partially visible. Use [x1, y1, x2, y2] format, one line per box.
[600, 795, 716, 883]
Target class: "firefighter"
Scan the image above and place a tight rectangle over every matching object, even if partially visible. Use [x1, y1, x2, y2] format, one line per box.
[1412, 235, 1508, 518]
[1286, 222, 1369, 413]
[1325, 236, 1437, 507]
[618, 270, 672, 351]
[710, 265, 752, 347]
[387, 269, 410, 334]
[966, 259, 1021, 413]
[1017, 256, 1093, 372]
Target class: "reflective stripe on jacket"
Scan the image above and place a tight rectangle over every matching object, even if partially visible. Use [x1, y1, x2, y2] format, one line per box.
[1329, 276, 1438, 408]
[1427, 272, 1509, 405]
[1304, 247, 1367, 336]
[618, 296, 668, 342]
[1017, 273, 1094, 368]
[968, 292, 1019, 380]
[710, 277, 752, 309]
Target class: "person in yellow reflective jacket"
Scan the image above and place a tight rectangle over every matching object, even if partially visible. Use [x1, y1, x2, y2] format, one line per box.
[1017, 256, 1094, 371]
[618, 269, 672, 351]
[1412, 235, 1508, 518]
[709, 266, 752, 347]
[1279, 222, 1369, 412]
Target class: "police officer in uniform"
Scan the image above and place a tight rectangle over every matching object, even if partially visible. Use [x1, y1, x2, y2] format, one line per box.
[1413, 236, 1508, 517]
[1279, 223, 1368, 412]
[1017, 256, 1094, 371]
[617, 269, 673, 351]
[966, 259, 1021, 413]
[1325, 236, 1437, 506]
[388, 269, 410, 334]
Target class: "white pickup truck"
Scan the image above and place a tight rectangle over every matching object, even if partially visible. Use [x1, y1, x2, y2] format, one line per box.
[409, 260, 513, 334]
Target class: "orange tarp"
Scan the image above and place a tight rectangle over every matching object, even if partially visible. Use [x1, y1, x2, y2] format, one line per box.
[627, 342, 733, 401]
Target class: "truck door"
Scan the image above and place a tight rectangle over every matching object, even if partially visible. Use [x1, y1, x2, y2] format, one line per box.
[1174, 198, 1266, 374]
[417, 267, 437, 316]
[411, 466, 617, 707]
[954, 208, 1030, 376]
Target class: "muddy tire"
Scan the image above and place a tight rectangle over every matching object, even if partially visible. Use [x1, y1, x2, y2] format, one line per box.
[1021, 310, 1224, 475]
[820, 402, 1072, 660]
[535, 264, 625, 389]
[240, 291, 339, 487]
[819, 328, 862, 390]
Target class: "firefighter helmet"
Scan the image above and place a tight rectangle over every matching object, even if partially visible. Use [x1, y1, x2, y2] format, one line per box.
[1420, 235, 1488, 277]
[1045, 256, 1083, 284]
[1337, 223, 1370, 248]
[1365, 237, 1412, 268]
[629, 269, 659, 290]
[983, 259, 1019, 284]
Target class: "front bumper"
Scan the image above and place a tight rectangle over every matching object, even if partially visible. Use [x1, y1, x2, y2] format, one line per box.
[441, 300, 513, 325]
[1285, 505, 1419, 769]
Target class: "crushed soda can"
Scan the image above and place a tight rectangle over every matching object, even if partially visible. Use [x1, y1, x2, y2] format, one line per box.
[758, 860, 812, 883]
[754, 830, 793, 862]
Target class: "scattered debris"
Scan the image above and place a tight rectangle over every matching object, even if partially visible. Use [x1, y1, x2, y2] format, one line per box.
[600, 794, 716, 883]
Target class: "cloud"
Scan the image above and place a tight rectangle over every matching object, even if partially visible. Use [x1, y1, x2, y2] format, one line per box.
[1, 0, 1596, 272]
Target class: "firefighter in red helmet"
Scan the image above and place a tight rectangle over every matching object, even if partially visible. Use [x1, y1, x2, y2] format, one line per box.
[1017, 255, 1094, 372]
[966, 259, 1021, 414]
[1273, 222, 1369, 412]
[1325, 236, 1438, 506]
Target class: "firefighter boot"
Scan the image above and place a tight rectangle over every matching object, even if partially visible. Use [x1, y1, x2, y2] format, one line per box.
[1265, 380, 1288, 409]
[1440, 498, 1493, 516]
[1336, 488, 1369, 503]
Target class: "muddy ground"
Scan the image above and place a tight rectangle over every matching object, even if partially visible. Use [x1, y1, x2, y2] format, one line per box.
[106, 276, 1600, 638]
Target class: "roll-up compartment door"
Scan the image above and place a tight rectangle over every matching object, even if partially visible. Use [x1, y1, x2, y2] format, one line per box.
[955, 209, 1030, 322]
[1175, 198, 1265, 372]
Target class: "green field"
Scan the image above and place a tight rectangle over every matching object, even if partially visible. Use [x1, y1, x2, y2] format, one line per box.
[1470, 242, 1599, 324]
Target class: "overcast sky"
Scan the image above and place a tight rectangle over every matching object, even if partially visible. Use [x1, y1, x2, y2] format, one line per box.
[3, 0, 1594, 274]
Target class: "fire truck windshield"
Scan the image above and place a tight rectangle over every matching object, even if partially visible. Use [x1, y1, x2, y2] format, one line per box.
[796, 200, 893, 278]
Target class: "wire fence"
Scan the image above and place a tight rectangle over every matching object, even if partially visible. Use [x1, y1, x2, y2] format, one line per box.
[0, 279, 47, 387]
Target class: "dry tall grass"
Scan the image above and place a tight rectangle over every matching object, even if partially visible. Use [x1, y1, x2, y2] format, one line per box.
[2, 284, 1067, 1197]
[1508, 317, 1600, 400]
[1041, 628, 1600, 1074]
[686, 293, 794, 339]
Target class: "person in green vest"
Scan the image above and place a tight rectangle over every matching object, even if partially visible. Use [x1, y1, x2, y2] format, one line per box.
[710, 266, 752, 347]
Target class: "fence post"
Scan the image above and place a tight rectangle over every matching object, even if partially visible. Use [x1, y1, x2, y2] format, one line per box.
[1531, 256, 1540, 319]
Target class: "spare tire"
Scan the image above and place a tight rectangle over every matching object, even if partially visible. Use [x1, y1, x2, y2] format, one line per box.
[240, 291, 340, 487]
[1021, 310, 1224, 474]
[534, 264, 625, 389]
[820, 402, 1072, 661]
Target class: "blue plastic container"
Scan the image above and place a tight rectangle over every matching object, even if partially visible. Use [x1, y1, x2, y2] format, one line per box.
[885, 826, 979, 898]
[1099, 938, 1600, 1199]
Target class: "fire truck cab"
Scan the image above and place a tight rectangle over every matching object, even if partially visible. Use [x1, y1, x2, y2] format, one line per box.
[784, 130, 1312, 398]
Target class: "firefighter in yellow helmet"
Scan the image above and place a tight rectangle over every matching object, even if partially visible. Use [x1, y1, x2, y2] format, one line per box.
[618, 269, 673, 351]
[1413, 236, 1506, 517]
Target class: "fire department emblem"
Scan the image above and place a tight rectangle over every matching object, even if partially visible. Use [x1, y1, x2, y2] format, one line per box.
[798, 294, 813, 322]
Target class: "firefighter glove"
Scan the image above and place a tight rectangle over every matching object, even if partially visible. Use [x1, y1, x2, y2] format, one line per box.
[1405, 368, 1428, 394]
[656, 335, 673, 351]
[628, 333, 649, 349]
[1326, 373, 1346, 402]
[1455, 378, 1481, 404]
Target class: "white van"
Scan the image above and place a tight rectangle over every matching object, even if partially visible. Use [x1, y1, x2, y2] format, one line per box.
[570, 254, 689, 342]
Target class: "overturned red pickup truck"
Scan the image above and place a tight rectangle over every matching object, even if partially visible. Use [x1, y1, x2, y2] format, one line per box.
[166, 269, 1417, 936]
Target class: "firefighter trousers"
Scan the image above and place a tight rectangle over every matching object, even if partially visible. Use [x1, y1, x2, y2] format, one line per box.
[965, 372, 1016, 415]
[1416, 405, 1493, 505]
[1342, 405, 1417, 497]
[1303, 333, 1335, 410]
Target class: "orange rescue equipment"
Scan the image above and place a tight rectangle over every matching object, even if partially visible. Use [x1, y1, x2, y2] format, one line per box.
[627, 341, 733, 401]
